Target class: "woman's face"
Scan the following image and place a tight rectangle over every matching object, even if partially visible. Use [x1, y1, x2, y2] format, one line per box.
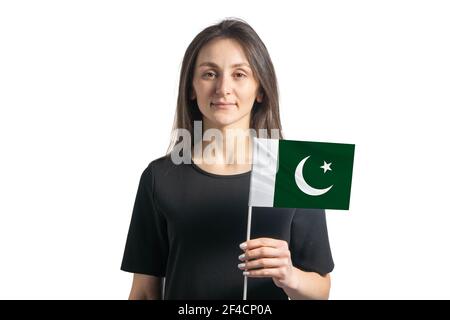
[192, 38, 262, 130]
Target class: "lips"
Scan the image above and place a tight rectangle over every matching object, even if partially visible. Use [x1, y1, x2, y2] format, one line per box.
[211, 102, 237, 109]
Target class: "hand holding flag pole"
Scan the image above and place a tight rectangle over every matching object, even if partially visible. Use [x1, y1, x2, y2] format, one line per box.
[242, 205, 252, 300]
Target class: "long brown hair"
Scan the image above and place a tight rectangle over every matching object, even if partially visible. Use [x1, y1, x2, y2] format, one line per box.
[166, 18, 283, 155]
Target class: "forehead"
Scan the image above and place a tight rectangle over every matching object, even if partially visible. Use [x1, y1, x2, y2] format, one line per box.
[196, 38, 250, 67]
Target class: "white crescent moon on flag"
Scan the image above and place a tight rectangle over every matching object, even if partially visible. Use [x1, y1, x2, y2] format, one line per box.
[295, 156, 333, 196]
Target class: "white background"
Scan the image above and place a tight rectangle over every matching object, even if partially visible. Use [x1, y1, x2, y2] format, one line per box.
[1, 0, 449, 299]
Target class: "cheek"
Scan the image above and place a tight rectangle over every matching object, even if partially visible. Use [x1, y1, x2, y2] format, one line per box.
[238, 84, 259, 103]
[194, 80, 213, 96]
[193, 82, 212, 111]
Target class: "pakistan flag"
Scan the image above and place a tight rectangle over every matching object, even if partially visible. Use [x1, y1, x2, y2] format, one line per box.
[248, 138, 355, 210]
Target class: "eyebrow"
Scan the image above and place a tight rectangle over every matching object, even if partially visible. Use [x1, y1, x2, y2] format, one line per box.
[198, 62, 252, 69]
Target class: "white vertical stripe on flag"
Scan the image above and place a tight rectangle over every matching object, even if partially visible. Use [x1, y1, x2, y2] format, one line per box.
[248, 138, 279, 207]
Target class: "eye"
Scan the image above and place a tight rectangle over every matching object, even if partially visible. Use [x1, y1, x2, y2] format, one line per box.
[235, 72, 247, 79]
[202, 71, 216, 79]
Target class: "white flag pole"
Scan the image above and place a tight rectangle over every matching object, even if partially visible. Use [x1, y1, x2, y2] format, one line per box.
[243, 205, 252, 300]
[243, 135, 257, 300]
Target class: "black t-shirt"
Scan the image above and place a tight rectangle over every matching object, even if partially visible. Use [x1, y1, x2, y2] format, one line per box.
[121, 154, 334, 300]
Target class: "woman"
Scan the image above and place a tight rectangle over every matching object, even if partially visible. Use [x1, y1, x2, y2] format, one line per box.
[121, 18, 334, 300]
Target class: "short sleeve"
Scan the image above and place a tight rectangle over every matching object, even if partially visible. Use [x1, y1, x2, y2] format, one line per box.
[290, 208, 334, 276]
[120, 164, 168, 277]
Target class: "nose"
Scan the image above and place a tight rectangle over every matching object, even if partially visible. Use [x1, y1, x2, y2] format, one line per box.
[215, 74, 232, 96]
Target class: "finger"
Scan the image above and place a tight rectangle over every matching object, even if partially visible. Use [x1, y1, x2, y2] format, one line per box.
[238, 258, 284, 270]
[240, 238, 288, 251]
[243, 268, 281, 278]
[239, 246, 282, 261]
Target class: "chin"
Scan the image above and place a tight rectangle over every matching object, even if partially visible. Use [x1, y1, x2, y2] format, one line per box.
[208, 116, 241, 128]
[202, 110, 251, 129]
[213, 119, 239, 128]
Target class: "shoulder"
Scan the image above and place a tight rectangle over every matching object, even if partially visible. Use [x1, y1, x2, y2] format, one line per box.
[148, 154, 174, 171]
[141, 154, 173, 176]
[141, 153, 184, 183]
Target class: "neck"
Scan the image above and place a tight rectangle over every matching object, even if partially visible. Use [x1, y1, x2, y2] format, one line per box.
[194, 118, 253, 166]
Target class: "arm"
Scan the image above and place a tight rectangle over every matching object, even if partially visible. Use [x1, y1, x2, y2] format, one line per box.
[128, 273, 162, 300]
[282, 268, 330, 300]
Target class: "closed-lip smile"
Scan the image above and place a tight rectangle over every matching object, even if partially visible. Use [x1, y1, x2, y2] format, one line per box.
[211, 102, 237, 109]
[211, 101, 237, 107]
[212, 101, 236, 105]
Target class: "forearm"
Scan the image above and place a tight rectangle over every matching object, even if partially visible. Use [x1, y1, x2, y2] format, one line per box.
[129, 289, 161, 300]
[128, 274, 162, 300]
[282, 267, 330, 300]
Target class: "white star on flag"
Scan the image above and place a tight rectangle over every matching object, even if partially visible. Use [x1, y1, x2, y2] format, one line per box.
[320, 161, 332, 173]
